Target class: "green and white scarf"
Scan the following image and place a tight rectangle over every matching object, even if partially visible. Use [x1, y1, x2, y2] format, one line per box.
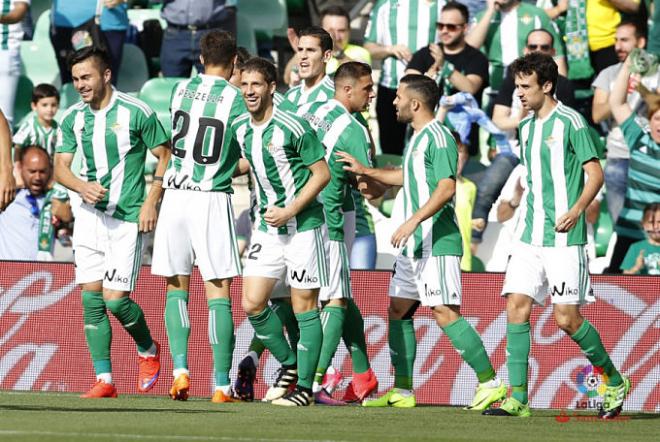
[564, 0, 594, 80]
[36, 189, 55, 261]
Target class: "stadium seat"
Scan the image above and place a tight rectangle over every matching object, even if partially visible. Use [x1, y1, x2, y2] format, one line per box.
[20, 39, 60, 87]
[236, 0, 287, 33]
[236, 13, 258, 55]
[32, 9, 51, 43]
[13, 75, 34, 130]
[117, 44, 150, 93]
[58, 82, 80, 110]
[138, 77, 183, 136]
[127, 6, 167, 31]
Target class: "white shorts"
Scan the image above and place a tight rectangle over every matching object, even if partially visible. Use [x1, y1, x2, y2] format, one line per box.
[243, 226, 330, 290]
[501, 242, 595, 306]
[73, 204, 143, 292]
[151, 190, 241, 281]
[319, 240, 352, 301]
[388, 254, 462, 307]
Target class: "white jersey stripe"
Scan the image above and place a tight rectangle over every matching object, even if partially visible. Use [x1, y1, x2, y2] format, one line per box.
[413, 133, 433, 254]
[395, 1, 410, 84]
[530, 121, 545, 244]
[74, 113, 86, 177]
[322, 114, 351, 161]
[106, 105, 132, 215]
[91, 109, 109, 184]
[550, 118, 569, 247]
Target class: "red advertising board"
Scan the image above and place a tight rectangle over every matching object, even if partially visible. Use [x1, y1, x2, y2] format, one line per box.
[0, 262, 658, 411]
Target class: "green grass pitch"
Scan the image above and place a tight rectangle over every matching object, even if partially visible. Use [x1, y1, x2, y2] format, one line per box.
[0, 392, 657, 441]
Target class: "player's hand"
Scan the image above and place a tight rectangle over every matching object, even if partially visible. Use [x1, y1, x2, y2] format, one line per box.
[555, 207, 581, 233]
[79, 181, 107, 205]
[0, 167, 16, 211]
[336, 151, 367, 175]
[357, 175, 387, 200]
[391, 218, 419, 248]
[632, 249, 646, 273]
[287, 27, 299, 52]
[429, 43, 444, 68]
[138, 201, 158, 233]
[264, 205, 293, 228]
[389, 44, 412, 62]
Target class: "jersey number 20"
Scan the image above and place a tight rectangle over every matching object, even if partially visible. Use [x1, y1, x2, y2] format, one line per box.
[171, 109, 224, 164]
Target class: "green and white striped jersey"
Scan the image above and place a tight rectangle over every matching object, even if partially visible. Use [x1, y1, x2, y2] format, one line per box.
[284, 75, 335, 107]
[13, 114, 58, 156]
[273, 91, 296, 111]
[297, 99, 372, 241]
[164, 74, 246, 193]
[1, 0, 28, 51]
[473, 3, 564, 91]
[515, 103, 599, 247]
[353, 188, 375, 237]
[232, 105, 326, 235]
[56, 90, 169, 222]
[364, 0, 441, 89]
[402, 119, 462, 258]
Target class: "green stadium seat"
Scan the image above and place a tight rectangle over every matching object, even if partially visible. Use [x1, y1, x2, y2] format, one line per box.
[236, 13, 258, 55]
[117, 44, 150, 93]
[32, 9, 51, 43]
[20, 39, 60, 87]
[236, 0, 287, 33]
[139, 77, 184, 136]
[470, 256, 486, 272]
[13, 75, 34, 130]
[127, 6, 167, 30]
[58, 82, 80, 110]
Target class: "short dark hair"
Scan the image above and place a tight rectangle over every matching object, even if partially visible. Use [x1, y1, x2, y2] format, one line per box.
[509, 52, 558, 95]
[241, 57, 277, 85]
[235, 46, 252, 69]
[525, 28, 554, 47]
[617, 19, 647, 40]
[32, 83, 60, 104]
[399, 74, 439, 111]
[320, 5, 350, 24]
[298, 26, 333, 53]
[67, 46, 111, 73]
[200, 30, 237, 67]
[18, 145, 50, 164]
[441, 1, 469, 23]
[334, 61, 372, 84]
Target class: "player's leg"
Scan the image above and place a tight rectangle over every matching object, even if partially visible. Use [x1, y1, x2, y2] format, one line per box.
[206, 278, 236, 403]
[547, 245, 628, 419]
[341, 298, 378, 402]
[164, 275, 192, 400]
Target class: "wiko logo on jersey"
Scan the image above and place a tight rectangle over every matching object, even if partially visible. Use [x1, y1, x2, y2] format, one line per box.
[551, 282, 579, 297]
[104, 269, 129, 284]
[424, 284, 442, 297]
[166, 173, 202, 191]
[290, 270, 318, 284]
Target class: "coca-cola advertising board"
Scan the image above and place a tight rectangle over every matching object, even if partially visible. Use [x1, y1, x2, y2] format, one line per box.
[1, 262, 658, 411]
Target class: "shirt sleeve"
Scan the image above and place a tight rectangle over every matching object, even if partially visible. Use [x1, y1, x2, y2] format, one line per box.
[55, 116, 77, 154]
[407, 46, 433, 73]
[295, 127, 326, 166]
[427, 135, 458, 182]
[620, 113, 644, 151]
[12, 121, 31, 147]
[569, 125, 599, 164]
[139, 110, 170, 150]
[464, 48, 490, 88]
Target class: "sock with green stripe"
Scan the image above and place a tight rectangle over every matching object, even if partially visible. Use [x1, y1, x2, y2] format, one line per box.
[571, 319, 623, 386]
[295, 309, 323, 390]
[507, 322, 530, 404]
[105, 297, 154, 354]
[82, 291, 112, 377]
[248, 306, 296, 366]
[442, 317, 496, 383]
[389, 319, 416, 390]
[271, 298, 300, 352]
[208, 298, 234, 387]
[342, 299, 370, 373]
[314, 305, 346, 385]
[247, 334, 266, 357]
[165, 290, 190, 370]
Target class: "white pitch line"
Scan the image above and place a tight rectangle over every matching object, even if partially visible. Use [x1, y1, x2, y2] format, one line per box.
[0, 430, 348, 442]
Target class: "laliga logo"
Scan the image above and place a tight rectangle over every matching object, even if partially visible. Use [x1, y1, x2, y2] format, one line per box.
[576, 365, 608, 398]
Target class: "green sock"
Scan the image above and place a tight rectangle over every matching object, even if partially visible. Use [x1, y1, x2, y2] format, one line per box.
[295, 309, 322, 390]
[165, 290, 190, 370]
[208, 298, 234, 387]
[507, 322, 530, 404]
[248, 306, 296, 366]
[389, 319, 416, 390]
[442, 317, 496, 383]
[247, 334, 267, 357]
[314, 306, 346, 384]
[272, 299, 300, 351]
[105, 297, 154, 353]
[342, 299, 370, 374]
[571, 320, 623, 386]
[82, 291, 112, 375]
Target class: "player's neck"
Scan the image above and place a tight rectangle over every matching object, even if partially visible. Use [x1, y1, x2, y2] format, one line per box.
[304, 72, 325, 90]
[443, 39, 465, 55]
[90, 86, 113, 111]
[411, 112, 435, 132]
[36, 116, 53, 129]
[534, 96, 557, 120]
[203, 65, 232, 81]
[648, 237, 660, 246]
[250, 104, 274, 126]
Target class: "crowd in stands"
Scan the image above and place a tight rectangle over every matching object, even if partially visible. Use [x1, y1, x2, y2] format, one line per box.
[0, 0, 658, 276]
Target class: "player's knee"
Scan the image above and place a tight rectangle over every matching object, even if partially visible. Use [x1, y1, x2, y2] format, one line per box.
[432, 304, 460, 327]
[242, 297, 267, 316]
[553, 309, 582, 335]
[506, 294, 532, 323]
[389, 300, 419, 320]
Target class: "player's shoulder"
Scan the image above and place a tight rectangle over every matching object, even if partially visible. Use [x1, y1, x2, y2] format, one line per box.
[60, 101, 87, 125]
[115, 90, 155, 117]
[425, 120, 454, 148]
[273, 106, 307, 137]
[555, 103, 587, 130]
[230, 112, 251, 130]
[519, 113, 534, 131]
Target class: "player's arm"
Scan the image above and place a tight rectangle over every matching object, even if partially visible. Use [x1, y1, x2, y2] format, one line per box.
[0, 1, 28, 24]
[336, 150, 403, 187]
[264, 159, 330, 227]
[465, 0, 498, 49]
[364, 42, 412, 62]
[609, 56, 634, 125]
[609, 0, 640, 14]
[555, 159, 603, 233]
[54, 152, 107, 204]
[139, 144, 170, 233]
[51, 199, 73, 223]
[492, 104, 523, 131]
[233, 158, 250, 177]
[591, 87, 612, 123]
[0, 109, 15, 211]
[391, 177, 455, 248]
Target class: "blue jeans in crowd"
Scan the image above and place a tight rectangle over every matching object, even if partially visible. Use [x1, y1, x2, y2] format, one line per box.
[350, 234, 377, 270]
[471, 153, 520, 242]
[603, 158, 629, 224]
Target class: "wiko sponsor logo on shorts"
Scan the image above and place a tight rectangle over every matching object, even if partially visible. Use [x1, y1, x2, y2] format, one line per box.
[550, 282, 579, 297]
[104, 269, 129, 284]
[290, 270, 318, 284]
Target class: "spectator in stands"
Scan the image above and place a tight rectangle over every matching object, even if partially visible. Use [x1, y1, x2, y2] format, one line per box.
[607, 55, 660, 273]
[621, 203, 660, 274]
[0, 109, 15, 211]
[159, 0, 237, 77]
[592, 19, 657, 226]
[0, 0, 29, 127]
[364, 0, 440, 155]
[50, 0, 129, 86]
[466, 0, 566, 95]
[0, 146, 72, 261]
[471, 28, 575, 246]
[13, 84, 60, 158]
